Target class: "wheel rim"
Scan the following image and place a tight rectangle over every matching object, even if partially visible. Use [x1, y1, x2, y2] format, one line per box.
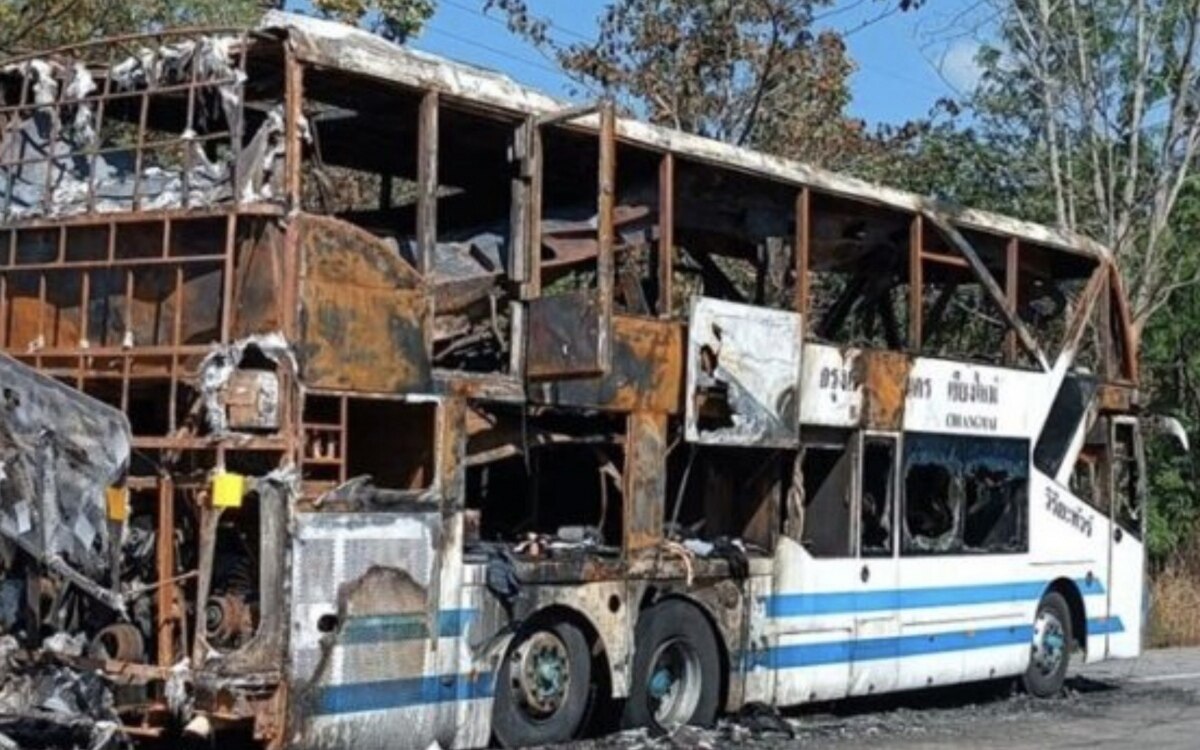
[510, 630, 571, 720]
[646, 637, 703, 729]
[1032, 608, 1067, 677]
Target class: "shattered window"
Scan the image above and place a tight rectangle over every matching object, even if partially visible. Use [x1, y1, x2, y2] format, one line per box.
[902, 433, 1029, 555]
[1070, 448, 1106, 513]
[799, 435, 854, 558]
[860, 438, 895, 557]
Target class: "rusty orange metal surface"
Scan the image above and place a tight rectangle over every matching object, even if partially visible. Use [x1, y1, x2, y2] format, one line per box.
[860, 349, 911, 431]
[296, 214, 431, 393]
[535, 315, 684, 414]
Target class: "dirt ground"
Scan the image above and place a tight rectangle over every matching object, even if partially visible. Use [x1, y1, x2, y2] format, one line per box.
[560, 648, 1200, 750]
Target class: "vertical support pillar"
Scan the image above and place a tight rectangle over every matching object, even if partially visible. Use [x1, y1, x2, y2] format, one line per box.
[795, 187, 811, 325]
[908, 214, 924, 350]
[1004, 237, 1019, 364]
[283, 51, 304, 211]
[526, 125, 544, 299]
[658, 152, 674, 318]
[509, 119, 532, 284]
[597, 101, 616, 367]
[624, 411, 667, 556]
[417, 91, 439, 276]
[155, 476, 175, 667]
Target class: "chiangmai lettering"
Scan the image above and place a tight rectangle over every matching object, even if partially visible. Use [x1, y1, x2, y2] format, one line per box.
[1045, 486, 1093, 537]
[944, 412, 999, 431]
[947, 370, 1000, 405]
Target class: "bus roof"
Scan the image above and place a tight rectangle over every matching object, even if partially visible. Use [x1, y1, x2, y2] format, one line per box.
[261, 10, 1111, 263]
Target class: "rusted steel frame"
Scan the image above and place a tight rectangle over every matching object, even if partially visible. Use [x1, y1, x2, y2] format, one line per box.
[921, 210, 1048, 370]
[1109, 263, 1139, 384]
[920, 250, 968, 268]
[525, 124, 544, 298]
[284, 50, 304, 210]
[624, 410, 667, 556]
[1098, 270, 1115, 379]
[0, 26, 248, 67]
[168, 263, 184, 432]
[131, 38, 165, 211]
[120, 268, 134, 410]
[77, 270, 90, 378]
[1, 132, 232, 173]
[795, 187, 811, 324]
[134, 435, 290, 451]
[231, 34, 249, 195]
[0, 204, 281, 233]
[155, 474, 175, 666]
[535, 102, 600, 127]
[658, 151, 674, 318]
[191, 505, 221, 666]
[220, 213, 237, 344]
[14, 343, 212, 357]
[597, 100, 617, 366]
[1, 273, 8, 349]
[2, 73, 32, 219]
[35, 272, 46, 351]
[908, 214, 923, 349]
[0, 77, 241, 115]
[1058, 256, 1109, 363]
[417, 90, 439, 275]
[509, 117, 534, 284]
[87, 45, 117, 212]
[182, 55, 201, 209]
[0, 250, 227, 274]
[39, 69, 66, 215]
[1004, 237, 1019, 364]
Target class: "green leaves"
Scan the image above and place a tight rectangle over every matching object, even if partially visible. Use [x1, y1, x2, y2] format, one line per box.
[312, 0, 435, 42]
[0, 0, 437, 57]
[489, 0, 863, 168]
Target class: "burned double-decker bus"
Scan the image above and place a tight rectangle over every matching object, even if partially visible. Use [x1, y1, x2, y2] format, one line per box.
[0, 12, 1147, 749]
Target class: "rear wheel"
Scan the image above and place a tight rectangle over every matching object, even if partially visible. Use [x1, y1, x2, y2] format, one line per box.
[622, 599, 721, 733]
[492, 621, 592, 747]
[1023, 591, 1072, 697]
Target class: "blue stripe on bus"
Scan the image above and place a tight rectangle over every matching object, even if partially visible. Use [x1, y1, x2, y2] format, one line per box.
[337, 609, 476, 645]
[763, 578, 1104, 618]
[314, 673, 494, 716]
[746, 617, 1124, 670]
[1086, 617, 1126, 635]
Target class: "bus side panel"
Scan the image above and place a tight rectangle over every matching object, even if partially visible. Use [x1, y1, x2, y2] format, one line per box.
[1028, 471, 1114, 663]
[288, 512, 480, 750]
[767, 538, 854, 705]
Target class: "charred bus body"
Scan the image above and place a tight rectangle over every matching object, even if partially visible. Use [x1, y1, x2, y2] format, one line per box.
[0, 12, 1145, 749]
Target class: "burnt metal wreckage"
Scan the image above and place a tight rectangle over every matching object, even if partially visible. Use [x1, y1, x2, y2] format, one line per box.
[0, 11, 1143, 750]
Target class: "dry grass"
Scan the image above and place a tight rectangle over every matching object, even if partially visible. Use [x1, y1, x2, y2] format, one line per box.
[1150, 561, 1200, 647]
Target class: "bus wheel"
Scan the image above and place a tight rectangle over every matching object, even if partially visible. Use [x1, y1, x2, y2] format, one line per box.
[623, 599, 721, 733]
[1023, 591, 1072, 697]
[492, 621, 592, 747]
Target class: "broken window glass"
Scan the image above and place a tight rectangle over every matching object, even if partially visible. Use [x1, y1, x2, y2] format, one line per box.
[1111, 421, 1142, 538]
[902, 433, 1029, 555]
[799, 434, 854, 558]
[860, 438, 895, 557]
[1070, 449, 1105, 513]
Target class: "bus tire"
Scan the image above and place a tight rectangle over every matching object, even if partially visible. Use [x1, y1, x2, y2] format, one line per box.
[1023, 591, 1072, 697]
[492, 621, 592, 747]
[622, 599, 721, 733]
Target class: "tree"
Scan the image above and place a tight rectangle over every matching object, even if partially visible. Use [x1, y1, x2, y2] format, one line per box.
[973, 0, 1200, 333]
[0, 0, 436, 57]
[486, 0, 867, 168]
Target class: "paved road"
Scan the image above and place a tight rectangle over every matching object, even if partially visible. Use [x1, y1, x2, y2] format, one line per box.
[566, 648, 1200, 750]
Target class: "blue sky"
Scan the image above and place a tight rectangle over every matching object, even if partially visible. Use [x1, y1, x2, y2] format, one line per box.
[409, 0, 993, 126]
